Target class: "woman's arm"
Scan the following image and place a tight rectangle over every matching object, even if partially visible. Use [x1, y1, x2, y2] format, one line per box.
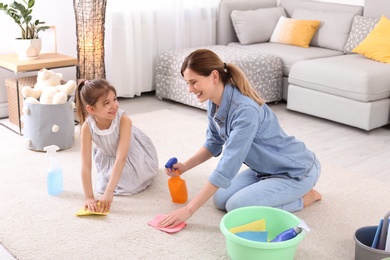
[99, 115, 132, 211]
[166, 146, 213, 176]
[182, 146, 213, 173]
[159, 181, 218, 228]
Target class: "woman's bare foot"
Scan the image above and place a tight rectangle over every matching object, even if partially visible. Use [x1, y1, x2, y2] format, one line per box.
[303, 189, 322, 208]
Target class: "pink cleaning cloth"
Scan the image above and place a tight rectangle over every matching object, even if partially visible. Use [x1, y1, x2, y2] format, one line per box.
[148, 214, 186, 233]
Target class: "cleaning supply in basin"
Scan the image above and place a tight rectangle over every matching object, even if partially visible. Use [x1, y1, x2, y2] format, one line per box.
[229, 218, 266, 234]
[165, 157, 188, 204]
[230, 218, 268, 242]
[235, 231, 269, 242]
[271, 219, 310, 242]
[43, 145, 63, 196]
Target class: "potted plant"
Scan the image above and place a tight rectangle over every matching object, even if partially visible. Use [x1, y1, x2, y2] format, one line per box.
[0, 0, 49, 60]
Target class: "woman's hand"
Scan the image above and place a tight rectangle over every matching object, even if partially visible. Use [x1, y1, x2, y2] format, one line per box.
[158, 206, 194, 228]
[84, 197, 99, 212]
[99, 192, 114, 213]
[165, 162, 185, 177]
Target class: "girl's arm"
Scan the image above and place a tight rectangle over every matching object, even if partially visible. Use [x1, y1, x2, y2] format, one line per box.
[99, 115, 132, 211]
[80, 122, 96, 210]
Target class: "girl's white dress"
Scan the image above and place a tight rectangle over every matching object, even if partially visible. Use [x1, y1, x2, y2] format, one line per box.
[86, 109, 158, 195]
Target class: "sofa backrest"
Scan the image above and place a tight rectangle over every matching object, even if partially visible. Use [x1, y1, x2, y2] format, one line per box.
[364, 0, 390, 18]
[280, 0, 363, 18]
[280, 0, 363, 51]
[217, 0, 277, 45]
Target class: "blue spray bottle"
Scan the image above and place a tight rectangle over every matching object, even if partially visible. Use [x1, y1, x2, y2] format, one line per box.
[271, 220, 310, 242]
[43, 145, 63, 196]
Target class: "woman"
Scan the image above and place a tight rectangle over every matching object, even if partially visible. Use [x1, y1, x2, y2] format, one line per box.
[159, 49, 321, 228]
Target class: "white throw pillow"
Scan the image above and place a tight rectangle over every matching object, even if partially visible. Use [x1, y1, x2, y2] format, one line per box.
[231, 7, 286, 45]
[270, 16, 320, 48]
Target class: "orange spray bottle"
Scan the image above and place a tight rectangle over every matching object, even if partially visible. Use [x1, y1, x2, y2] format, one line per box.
[165, 157, 188, 204]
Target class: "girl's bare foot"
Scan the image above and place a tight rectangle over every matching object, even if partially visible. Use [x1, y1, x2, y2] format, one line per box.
[303, 189, 322, 208]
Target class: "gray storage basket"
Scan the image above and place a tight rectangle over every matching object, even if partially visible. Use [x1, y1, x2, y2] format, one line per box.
[23, 98, 75, 151]
[354, 212, 390, 260]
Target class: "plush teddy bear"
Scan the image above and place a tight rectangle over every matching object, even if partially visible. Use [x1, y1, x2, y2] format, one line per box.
[34, 68, 63, 90]
[21, 67, 77, 105]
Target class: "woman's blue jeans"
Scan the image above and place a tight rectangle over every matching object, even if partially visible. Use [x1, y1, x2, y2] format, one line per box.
[213, 159, 321, 212]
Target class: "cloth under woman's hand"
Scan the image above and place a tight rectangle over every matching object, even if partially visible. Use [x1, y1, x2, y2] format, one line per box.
[158, 206, 193, 228]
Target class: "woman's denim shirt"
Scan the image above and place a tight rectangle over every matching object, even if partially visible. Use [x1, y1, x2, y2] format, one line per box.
[204, 84, 316, 189]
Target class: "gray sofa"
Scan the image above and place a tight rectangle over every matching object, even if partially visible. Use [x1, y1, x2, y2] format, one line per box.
[218, 0, 390, 131]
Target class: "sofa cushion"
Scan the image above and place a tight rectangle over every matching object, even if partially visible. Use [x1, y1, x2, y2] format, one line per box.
[364, 0, 390, 19]
[344, 15, 378, 54]
[230, 7, 286, 45]
[217, 0, 277, 45]
[269, 16, 320, 48]
[289, 55, 390, 102]
[352, 15, 390, 64]
[291, 8, 356, 51]
[228, 42, 342, 76]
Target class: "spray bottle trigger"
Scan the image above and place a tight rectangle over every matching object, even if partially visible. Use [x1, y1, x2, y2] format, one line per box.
[165, 157, 178, 170]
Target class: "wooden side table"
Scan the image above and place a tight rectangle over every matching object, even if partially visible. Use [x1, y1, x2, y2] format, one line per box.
[0, 53, 78, 135]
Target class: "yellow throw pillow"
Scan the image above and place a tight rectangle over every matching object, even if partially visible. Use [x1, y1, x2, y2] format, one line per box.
[352, 15, 390, 64]
[270, 16, 320, 48]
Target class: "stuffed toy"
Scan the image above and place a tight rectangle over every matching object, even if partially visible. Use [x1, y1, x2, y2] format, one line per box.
[20, 68, 77, 151]
[34, 68, 63, 90]
[21, 68, 77, 105]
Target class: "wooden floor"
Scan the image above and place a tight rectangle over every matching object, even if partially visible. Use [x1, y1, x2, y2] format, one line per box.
[120, 91, 390, 182]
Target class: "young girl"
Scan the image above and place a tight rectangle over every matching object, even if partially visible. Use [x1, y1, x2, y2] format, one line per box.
[159, 49, 322, 228]
[76, 79, 158, 213]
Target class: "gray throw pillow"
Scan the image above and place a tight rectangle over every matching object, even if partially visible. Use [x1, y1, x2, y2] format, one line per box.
[231, 7, 286, 45]
[292, 8, 356, 52]
[343, 15, 379, 54]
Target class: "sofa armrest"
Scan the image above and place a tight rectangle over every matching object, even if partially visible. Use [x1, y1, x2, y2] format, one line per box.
[217, 0, 277, 45]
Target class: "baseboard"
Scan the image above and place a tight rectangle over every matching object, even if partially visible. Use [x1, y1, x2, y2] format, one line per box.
[0, 103, 8, 118]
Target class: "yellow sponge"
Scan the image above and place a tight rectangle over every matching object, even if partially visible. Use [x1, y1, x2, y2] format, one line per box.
[75, 202, 109, 216]
[229, 219, 266, 233]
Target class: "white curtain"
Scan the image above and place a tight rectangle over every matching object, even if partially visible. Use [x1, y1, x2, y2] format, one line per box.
[105, 0, 219, 97]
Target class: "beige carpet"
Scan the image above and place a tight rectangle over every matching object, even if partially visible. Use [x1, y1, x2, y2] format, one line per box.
[0, 107, 389, 260]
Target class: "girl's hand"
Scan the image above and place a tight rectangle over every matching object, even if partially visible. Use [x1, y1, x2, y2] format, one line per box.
[158, 206, 193, 228]
[84, 198, 99, 212]
[165, 162, 185, 177]
[99, 192, 114, 213]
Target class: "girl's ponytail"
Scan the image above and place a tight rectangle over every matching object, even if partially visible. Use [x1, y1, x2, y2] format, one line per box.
[75, 80, 87, 126]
